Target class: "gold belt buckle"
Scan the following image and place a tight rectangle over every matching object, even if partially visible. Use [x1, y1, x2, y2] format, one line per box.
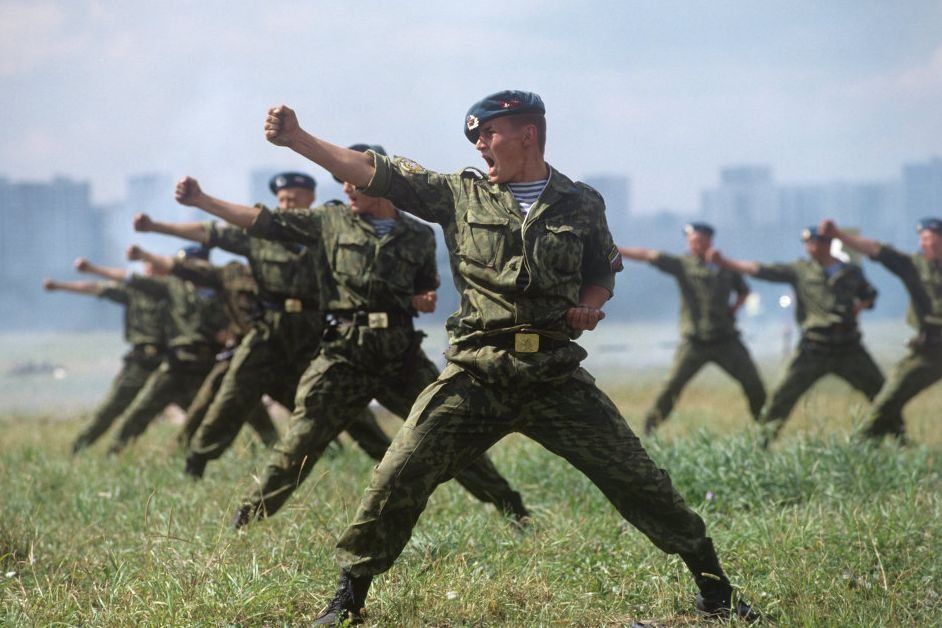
[514, 332, 540, 353]
[368, 312, 389, 329]
[284, 298, 303, 313]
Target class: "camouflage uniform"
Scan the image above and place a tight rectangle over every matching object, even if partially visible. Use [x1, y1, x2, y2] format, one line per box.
[71, 281, 169, 453]
[239, 200, 527, 522]
[334, 153, 713, 578]
[171, 258, 278, 448]
[643, 253, 765, 433]
[861, 245, 942, 438]
[107, 274, 227, 453]
[754, 259, 884, 440]
[186, 222, 389, 466]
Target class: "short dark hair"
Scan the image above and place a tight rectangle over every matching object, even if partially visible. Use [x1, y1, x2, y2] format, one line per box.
[507, 113, 546, 154]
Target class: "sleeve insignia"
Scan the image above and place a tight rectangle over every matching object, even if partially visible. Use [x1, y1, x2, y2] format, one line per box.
[608, 245, 624, 272]
[396, 157, 426, 174]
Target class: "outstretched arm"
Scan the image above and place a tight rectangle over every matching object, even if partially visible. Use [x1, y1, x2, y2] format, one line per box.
[174, 176, 259, 229]
[134, 213, 208, 243]
[617, 246, 658, 262]
[819, 219, 880, 258]
[706, 249, 759, 276]
[74, 257, 127, 281]
[264, 105, 375, 186]
[42, 278, 101, 295]
[126, 245, 174, 275]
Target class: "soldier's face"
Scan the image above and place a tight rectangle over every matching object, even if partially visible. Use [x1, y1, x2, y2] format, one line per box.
[474, 117, 528, 183]
[686, 232, 712, 257]
[919, 229, 942, 261]
[804, 238, 831, 262]
[343, 181, 383, 216]
[277, 187, 315, 210]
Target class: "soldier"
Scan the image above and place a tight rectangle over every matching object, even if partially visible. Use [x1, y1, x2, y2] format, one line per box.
[618, 223, 765, 434]
[134, 173, 390, 479]
[176, 143, 530, 529]
[43, 257, 169, 453]
[106, 244, 228, 454]
[130, 248, 280, 451]
[821, 218, 942, 441]
[708, 226, 884, 446]
[260, 92, 756, 623]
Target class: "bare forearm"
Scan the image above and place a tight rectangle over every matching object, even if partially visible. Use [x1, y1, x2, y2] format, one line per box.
[45, 280, 101, 295]
[289, 132, 375, 187]
[195, 195, 260, 229]
[137, 250, 175, 275]
[82, 263, 127, 281]
[617, 246, 658, 262]
[149, 220, 208, 243]
[833, 228, 880, 258]
[718, 258, 759, 276]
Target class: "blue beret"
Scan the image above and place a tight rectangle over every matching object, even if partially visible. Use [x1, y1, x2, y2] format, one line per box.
[800, 226, 830, 242]
[333, 144, 387, 183]
[683, 222, 715, 237]
[177, 244, 211, 260]
[269, 172, 316, 194]
[464, 90, 546, 143]
[916, 217, 942, 234]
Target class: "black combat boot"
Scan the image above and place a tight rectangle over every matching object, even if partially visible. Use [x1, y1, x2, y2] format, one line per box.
[313, 569, 373, 625]
[183, 454, 207, 479]
[681, 538, 759, 622]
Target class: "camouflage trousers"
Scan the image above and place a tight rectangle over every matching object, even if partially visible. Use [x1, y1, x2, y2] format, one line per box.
[107, 351, 216, 454]
[72, 348, 163, 453]
[188, 316, 323, 461]
[761, 338, 884, 441]
[863, 346, 942, 439]
[242, 329, 527, 522]
[336, 363, 708, 577]
[645, 336, 766, 432]
[176, 355, 278, 450]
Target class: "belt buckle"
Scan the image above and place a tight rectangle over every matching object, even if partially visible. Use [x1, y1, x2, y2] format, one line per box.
[284, 298, 303, 313]
[368, 312, 389, 329]
[514, 332, 540, 353]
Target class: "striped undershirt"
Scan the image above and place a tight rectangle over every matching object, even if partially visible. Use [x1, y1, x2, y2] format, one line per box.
[507, 178, 548, 214]
[364, 216, 396, 236]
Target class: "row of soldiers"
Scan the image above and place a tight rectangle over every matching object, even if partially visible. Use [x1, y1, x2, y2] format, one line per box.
[40, 89, 942, 624]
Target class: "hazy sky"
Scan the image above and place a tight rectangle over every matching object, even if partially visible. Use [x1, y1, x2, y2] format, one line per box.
[2, 0, 940, 213]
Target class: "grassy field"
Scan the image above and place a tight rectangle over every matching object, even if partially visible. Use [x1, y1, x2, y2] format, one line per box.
[1, 332, 941, 626]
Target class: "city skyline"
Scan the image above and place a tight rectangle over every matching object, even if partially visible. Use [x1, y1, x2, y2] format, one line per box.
[1, 1, 940, 214]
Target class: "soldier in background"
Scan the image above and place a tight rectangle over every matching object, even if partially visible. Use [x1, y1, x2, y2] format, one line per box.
[174, 144, 530, 530]
[618, 223, 765, 434]
[106, 244, 228, 454]
[133, 172, 390, 479]
[260, 92, 756, 623]
[708, 226, 884, 446]
[127, 247, 280, 451]
[43, 257, 169, 453]
[821, 217, 942, 442]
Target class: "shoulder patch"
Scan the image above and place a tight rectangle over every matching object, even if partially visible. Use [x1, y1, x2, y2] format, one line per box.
[460, 167, 486, 180]
[396, 157, 426, 174]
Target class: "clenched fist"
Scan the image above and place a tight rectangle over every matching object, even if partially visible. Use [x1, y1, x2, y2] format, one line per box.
[42, 278, 56, 291]
[411, 291, 437, 313]
[133, 213, 154, 232]
[175, 176, 203, 207]
[126, 245, 144, 261]
[73, 257, 90, 272]
[265, 105, 300, 146]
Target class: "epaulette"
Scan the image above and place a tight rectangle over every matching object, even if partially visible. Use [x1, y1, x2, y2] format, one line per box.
[578, 181, 604, 201]
[460, 167, 486, 181]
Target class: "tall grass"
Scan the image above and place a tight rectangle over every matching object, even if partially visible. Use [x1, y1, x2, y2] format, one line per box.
[1, 372, 940, 625]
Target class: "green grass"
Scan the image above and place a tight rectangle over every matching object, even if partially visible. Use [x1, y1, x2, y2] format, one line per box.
[1, 369, 941, 626]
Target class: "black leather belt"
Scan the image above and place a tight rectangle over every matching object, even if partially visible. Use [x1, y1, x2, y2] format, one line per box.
[258, 297, 318, 313]
[467, 332, 570, 354]
[330, 310, 415, 329]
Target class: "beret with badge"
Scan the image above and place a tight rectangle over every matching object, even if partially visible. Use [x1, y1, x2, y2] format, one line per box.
[916, 217, 942, 234]
[269, 172, 316, 195]
[464, 90, 546, 143]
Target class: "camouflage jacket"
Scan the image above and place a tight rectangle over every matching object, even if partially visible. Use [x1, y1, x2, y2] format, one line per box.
[362, 153, 621, 345]
[97, 281, 169, 349]
[126, 274, 227, 353]
[249, 201, 438, 314]
[204, 220, 328, 310]
[359, 153, 622, 385]
[172, 258, 258, 339]
[755, 259, 877, 343]
[875, 244, 942, 330]
[651, 252, 748, 341]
